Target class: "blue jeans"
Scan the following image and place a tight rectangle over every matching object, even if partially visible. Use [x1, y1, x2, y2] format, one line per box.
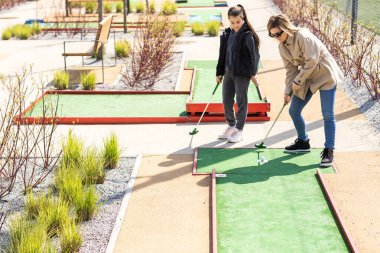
[289, 86, 336, 149]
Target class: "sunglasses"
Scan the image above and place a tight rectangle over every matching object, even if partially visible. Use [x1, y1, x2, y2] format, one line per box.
[269, 30, 284, 38]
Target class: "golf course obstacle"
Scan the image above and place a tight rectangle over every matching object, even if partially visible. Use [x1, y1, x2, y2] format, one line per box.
[195, 147, 357, 253]
[16, 60, 271, 124]
[186, 61, 270, 120]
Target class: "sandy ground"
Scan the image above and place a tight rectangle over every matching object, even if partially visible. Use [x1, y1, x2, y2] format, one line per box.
[113, 155, 211, 253]
[323, 152, 380, 253]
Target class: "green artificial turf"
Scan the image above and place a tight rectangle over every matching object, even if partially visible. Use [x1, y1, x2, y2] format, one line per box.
[187, 10, 222, 24]
[196, 148, 348, 253]
[187, 61, 264, 103]
[25, 94, 188, 117]
[176, 0, 215, 7]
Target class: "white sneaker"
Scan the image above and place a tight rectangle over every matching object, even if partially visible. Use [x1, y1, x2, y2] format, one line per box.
[227, 130, 243, 143]
[218, 126, 237, 139]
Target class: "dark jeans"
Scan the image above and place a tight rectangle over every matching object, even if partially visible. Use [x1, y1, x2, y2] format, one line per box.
[222, 70, 250, 130]
[289, 86, 337, 149]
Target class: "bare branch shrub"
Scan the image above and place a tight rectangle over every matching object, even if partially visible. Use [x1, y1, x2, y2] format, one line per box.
[123, 14, 176, 89]
[0, 0, 27, 10]
[0, 71, 61, 199]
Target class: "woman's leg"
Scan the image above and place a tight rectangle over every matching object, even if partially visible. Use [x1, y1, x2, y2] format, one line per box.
[222, 71, 236, 127]
[320, 86, 336, 149]
[288, 89, 313, 141]
[234, 75, 250, 130]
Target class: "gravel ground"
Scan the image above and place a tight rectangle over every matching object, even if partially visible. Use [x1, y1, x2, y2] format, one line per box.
[0, 157, 135, 252]
[340, 77, 380, 134]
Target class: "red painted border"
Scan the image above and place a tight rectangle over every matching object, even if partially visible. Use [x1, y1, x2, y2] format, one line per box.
[316, 169, 358, 253]
[17, 89, 269, 124]
[211, 169, 218, 253]
[192, 147, 210, 176]
[186, 102, 270, 114]
[187, 66, 197, 104]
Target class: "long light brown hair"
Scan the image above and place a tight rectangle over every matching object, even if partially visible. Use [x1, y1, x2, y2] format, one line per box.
[267, 14, 300, 35]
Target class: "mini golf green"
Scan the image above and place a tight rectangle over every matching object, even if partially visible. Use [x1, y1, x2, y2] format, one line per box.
[197, 148, 348, 253]
[187, 60, 264, 103]
[187, 10, 222, 24]
[25, 94, 188, 117]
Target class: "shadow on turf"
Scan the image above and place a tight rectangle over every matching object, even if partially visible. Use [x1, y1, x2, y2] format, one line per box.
[196, 152, 320, 186]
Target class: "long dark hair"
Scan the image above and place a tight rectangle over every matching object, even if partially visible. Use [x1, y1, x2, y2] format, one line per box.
[228, 4, 260, 48]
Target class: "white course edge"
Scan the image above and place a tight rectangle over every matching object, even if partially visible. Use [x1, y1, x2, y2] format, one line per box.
[105, 153, 143, 253]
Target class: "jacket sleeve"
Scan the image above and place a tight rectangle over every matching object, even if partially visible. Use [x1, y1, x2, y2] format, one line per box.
[216, 34, 225, 76]
[246, 34, 260, 76]
[280, 53, 298, 96]
[294, 34, 320, 85]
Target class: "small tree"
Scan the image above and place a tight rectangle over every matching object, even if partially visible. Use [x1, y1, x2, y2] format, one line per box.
[123, 14, 176, 89]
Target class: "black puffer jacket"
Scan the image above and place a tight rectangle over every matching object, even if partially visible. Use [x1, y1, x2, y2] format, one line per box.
[216, 24, 260, 78]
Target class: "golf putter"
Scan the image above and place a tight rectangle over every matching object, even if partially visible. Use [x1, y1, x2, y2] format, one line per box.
[255, 93, 292, 148]
[189, 83, 220, 135]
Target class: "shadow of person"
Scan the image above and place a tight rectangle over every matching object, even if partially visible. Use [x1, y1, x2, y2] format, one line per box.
[197, 151, 320, 187]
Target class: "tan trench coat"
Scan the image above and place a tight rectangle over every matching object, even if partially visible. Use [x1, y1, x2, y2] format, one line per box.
[279, 29, 344, 100]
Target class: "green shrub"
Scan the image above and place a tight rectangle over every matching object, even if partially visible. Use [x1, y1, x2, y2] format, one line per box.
[115, 40, 131, 58]
[2, 28, 12, 40]
[62, 130, 84, 167]
[85, 1, 97, 13]
[74, 187, 99, 221]
[116, 1, 123, 13]
[59, 220, 82, 253]
[135, 1, 145, 13]
[206, 21, 220, 36]
[8, 215, 54, 253]
[82, 148, 105, 185]
[71, 2, 83, 8]
[55, 164, 83, 203]
[81, 72, 96, 90]
[12, 25, 33, 40]
[104, 2, 113, 13]
[102, 132, 121, 170]
[53, 71, 69, 90]
[148, 0, 156, 13]
[37, 197, 70, 236]
[31, 22, 41, 35]
[161, 0, 177, 15]
[172, 21, 186, 37]
[191, 22, 205, 36]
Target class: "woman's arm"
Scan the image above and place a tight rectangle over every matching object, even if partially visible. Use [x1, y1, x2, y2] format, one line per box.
[293, 33, 320, 85]
[246, 34, 260, 76]
[281, 53, 298, 96]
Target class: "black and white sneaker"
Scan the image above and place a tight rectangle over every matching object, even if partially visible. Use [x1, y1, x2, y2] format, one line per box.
[284, 138, 311, 153]
[320, 148, 334, 167]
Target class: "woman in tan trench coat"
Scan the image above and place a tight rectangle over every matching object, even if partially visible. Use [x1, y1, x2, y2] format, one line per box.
[267, 14, 344, 167]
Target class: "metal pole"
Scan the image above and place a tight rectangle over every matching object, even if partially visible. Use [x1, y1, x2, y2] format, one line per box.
[123, 0, 128, 33]
[127, 0, 131, 14]
[350, 0, 358, 45]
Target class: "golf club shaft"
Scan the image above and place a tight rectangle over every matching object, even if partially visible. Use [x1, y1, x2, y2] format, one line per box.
[194, 83, 220, 128]
[261, 103, 286, 143]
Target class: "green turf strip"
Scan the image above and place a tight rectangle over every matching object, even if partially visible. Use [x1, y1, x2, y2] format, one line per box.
[196, 148, 348, 252]
[176, 0, 215, 7]
[187, 61, 263, 103]
[25, 94, 188, 117]
[186, 10, 222, 24]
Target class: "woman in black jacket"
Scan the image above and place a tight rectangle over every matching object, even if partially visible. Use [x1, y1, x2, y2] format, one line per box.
[216, 4, 260, 143]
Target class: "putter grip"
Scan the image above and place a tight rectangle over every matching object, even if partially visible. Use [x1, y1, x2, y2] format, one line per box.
[212, 83, 219, 95]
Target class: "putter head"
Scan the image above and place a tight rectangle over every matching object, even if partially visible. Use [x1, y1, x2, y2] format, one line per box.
[189, 128, 199, 135]
[255, 142, 266, 149]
